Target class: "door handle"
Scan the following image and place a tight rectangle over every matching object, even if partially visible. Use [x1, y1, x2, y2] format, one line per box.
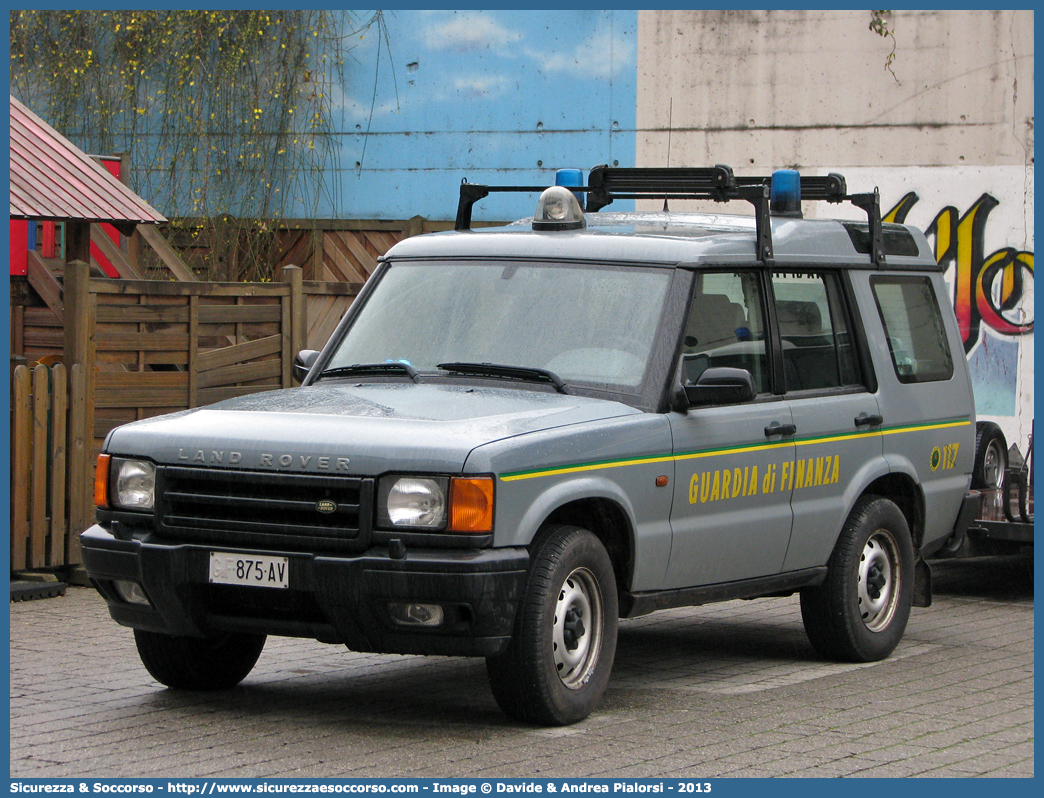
[854, 413, 884, 428]
[764, 422, 797, 437]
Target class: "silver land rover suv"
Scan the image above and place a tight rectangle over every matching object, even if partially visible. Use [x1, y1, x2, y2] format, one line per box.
[82, 165, 978, 725]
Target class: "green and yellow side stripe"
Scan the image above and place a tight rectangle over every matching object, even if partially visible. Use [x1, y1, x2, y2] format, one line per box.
[498, 418, 971, 483]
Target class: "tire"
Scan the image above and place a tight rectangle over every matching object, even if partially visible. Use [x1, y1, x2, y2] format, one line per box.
[486, 525, 618, 725]
[972, 421, 1007, 489]
[134, 629, 266, 690]
[800, 496, 914, 662]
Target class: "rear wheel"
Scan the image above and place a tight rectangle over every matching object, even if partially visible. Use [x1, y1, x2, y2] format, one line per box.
[972, 421, 1007, 490]
[134, 629, 266, 690]
[800, 496, 914, 662]
[486, 525, 618, 725]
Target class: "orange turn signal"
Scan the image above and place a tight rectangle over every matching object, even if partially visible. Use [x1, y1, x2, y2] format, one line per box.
[94, 454, 111, 508]
[448, 476, 494, 533]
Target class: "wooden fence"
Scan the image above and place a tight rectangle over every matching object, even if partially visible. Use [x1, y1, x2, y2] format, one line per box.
[10, 263, 358, 570]
[12, 264, 360, 370]
[10, 363, 88, 570]
[155, 217, 458, 283]
[68, 262, 359, 455]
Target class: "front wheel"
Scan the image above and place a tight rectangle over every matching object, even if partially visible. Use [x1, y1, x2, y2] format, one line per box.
[800, 496, 914, 662]
[134, 629, 266, 690]
[486, 525, 618, 725]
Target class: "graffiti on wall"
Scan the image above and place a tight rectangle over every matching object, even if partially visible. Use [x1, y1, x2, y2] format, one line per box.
[884, 193, 1034, 356]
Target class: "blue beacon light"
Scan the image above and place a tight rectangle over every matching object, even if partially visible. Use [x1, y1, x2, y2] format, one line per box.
[770, 169, 802, 218]
[555, 168, 585, 210]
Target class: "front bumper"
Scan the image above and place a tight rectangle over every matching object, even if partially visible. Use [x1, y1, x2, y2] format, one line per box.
[81, 524, 529, 657]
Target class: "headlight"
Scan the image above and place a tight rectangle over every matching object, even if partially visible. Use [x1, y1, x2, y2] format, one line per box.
[376, 474, 495, 533]
[111, 458, 156, 511]
[377, 476, 448, 529]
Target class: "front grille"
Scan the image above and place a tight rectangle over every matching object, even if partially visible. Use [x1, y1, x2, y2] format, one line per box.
[156, 466, 373, 553]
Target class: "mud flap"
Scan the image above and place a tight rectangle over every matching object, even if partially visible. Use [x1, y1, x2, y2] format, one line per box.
[913, 557, 932, 608]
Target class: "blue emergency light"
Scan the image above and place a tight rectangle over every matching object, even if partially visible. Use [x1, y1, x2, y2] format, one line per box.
[555, 168, 585, 210]
[770, 169, 802, 217]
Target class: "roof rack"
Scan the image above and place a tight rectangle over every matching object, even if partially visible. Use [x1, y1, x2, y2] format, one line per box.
[454, 164, 887, 266]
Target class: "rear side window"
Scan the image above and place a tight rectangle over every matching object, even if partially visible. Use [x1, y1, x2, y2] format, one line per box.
[871, 276, 954, 383]
[771, 271, 862, 392]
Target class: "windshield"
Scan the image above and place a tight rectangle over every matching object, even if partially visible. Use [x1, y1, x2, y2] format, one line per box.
[325, 261, 672, 391]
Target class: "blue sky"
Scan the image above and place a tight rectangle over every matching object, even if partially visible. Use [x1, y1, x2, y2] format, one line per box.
[322, 10, 638, 220]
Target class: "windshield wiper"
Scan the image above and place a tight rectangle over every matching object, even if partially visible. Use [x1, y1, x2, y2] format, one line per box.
[437, 362, 571, 394]
[315, 362, 421, 383]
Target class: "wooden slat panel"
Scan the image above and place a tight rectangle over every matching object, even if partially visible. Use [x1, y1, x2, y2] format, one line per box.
[323, 233, 368, 283]
[30, 365, 49, 567]
[91, 279, 288, 298]
[95, 390, 188, 409]
[274, 231, 309, 271]
[306, 294, 337, 348]
[27, 251, 65, 321]
[95, 372, 190, 390]
[96, 305, 190, 324]
[11, 366, 31, 570]
[67, 364, 87, 564]
[197, 359, 282, 389]
[96, 372, 188, 408]
[48, 365, 68, 567]
[281, 293, 292, 386]
[24, 307, 64, 325]
[189, 296, 199, 408]
[364, 229, 402, 257]
[308, 230, 322, 280]
[197, 334, 282, 372]
[95, 332, 189, 351]
[95, 417, 131, 440]
[23, 330, 65, 350]
[198, 304, 282, 324]
[226, 324, 280, 339]
[86, 284, 99, 454]
[305, 294, 353, 351]
[96, 351, 189, 366]
[303, 281, 363, 295]
[11, 304, 25, 358]
[340, 232, 381, 278]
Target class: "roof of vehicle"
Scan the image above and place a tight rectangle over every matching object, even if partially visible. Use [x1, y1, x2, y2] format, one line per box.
[383, 210, 940, 270]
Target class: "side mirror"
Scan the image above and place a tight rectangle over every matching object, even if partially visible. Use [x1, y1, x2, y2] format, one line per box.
[293, 350, 320, 384]
[683, 367, 756, 407]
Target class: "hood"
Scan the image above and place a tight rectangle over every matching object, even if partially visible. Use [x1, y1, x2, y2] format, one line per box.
[104, 382, 641, 476]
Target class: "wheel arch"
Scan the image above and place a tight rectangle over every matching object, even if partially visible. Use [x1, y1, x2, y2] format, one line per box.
[861, 472, 926, 550]
[512, 476, 637, 598]
[540, 497, 635, 598]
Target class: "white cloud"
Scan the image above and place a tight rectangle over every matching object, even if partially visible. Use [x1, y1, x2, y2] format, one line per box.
[424, 13, 523, 54]
[451, 75, 511, 99]
[336, 93, 403, 124]
[527, 29, 633, 80]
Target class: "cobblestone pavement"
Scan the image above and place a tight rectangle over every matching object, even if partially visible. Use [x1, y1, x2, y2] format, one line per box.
[10, 555, 1033, 779]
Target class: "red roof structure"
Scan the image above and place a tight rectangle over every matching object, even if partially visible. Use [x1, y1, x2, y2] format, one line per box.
[9, 94, 166, 229]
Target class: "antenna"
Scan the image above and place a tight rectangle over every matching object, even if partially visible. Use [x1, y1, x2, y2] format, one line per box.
[664, 98, 673, 211]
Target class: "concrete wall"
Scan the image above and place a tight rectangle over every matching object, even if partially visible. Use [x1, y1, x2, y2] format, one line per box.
[636, 9, 1034, 454]
[636, 10, 1032, 171]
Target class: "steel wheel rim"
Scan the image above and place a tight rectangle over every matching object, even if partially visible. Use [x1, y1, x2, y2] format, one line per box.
[857, 529, 900, 632]
[982, 440, 1005, 488]
[552, 567, 603, 689]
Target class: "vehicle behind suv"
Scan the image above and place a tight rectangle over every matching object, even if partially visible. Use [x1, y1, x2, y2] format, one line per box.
[82, 165, 977, 725]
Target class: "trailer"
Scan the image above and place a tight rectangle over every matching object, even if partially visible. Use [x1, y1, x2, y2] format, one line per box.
[941, 422, 1033, 559]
